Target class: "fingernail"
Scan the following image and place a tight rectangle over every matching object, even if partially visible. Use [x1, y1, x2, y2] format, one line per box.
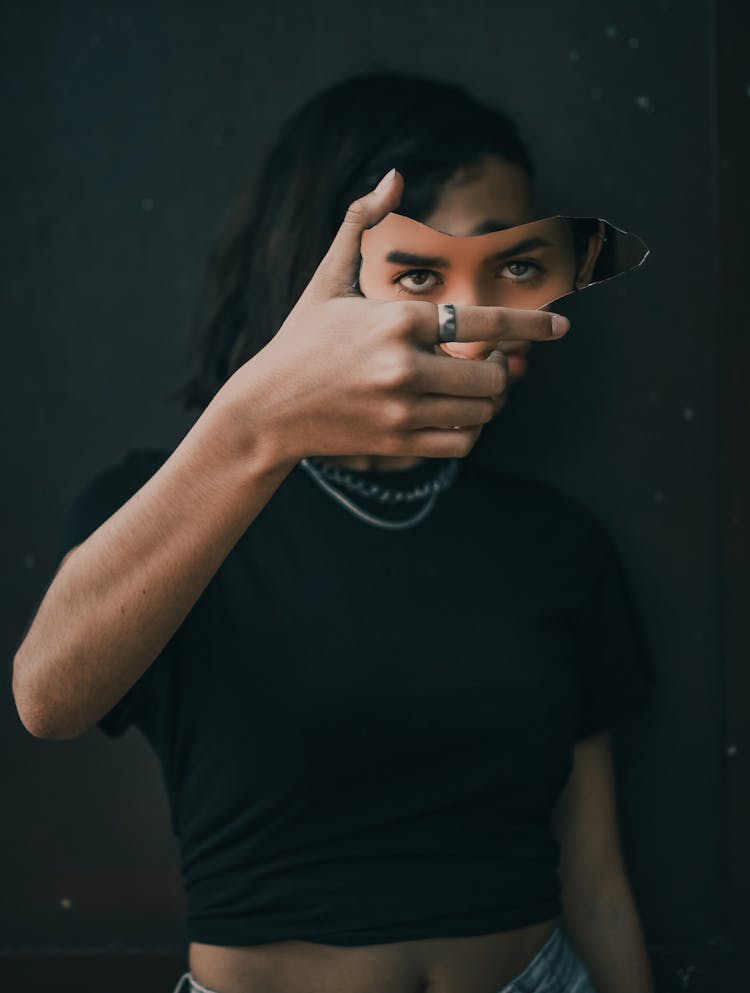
[374, 167, 396, 193]
[550, 314, 570, 336]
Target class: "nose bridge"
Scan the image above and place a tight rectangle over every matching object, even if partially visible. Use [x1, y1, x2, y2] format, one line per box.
[446, 261, 487, 309]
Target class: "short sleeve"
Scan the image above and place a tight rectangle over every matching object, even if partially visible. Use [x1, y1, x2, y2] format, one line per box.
[57, 447, 173, 738]
[571, 536, 658, 741]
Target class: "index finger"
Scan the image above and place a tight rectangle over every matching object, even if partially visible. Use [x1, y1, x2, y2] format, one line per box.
[405, 301, 570, 347]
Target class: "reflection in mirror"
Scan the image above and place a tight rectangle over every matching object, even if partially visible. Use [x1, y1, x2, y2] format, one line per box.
[358, 212, 649, 312]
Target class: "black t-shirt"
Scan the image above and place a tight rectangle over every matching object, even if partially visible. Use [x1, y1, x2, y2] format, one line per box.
[57, 445, 658, 946]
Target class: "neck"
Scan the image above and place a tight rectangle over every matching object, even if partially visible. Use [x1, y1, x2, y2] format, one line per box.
[315, 455, 427, 472]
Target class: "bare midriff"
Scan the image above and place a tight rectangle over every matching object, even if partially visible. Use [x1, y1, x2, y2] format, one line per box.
[188, 915, 561, 993]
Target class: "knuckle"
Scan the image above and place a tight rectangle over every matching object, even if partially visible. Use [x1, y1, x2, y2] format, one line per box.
[382, 397, 411, 429]
[385, 300, 419, 338]
[344, 197, 369, 226]
[396, 356, 419, 389]
[375, 348, 418, 390]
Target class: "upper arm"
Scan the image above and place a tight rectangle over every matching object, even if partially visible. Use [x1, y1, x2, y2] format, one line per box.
[552, 731, 629, 905]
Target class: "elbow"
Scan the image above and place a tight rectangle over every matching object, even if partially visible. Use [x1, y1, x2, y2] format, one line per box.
[12, 653, 85, 740]
[15, 702, 86, 741]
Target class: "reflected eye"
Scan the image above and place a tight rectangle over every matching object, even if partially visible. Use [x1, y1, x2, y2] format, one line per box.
[394, 269, 443, 295]
[499, 259, 543, 282]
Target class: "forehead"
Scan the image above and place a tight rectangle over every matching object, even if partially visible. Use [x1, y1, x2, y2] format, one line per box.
[424, 154, 534, 235]
[360, 212, 572, 265]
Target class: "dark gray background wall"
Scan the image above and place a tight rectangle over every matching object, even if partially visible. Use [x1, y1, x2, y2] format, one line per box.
[3, 1, 746, 989]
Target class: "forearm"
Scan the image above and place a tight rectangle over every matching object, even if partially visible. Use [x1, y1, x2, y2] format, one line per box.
[561, 875, 654, 993]
[13, 377, 296, 739]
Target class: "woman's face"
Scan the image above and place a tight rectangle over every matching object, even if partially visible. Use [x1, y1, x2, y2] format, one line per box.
[359, 155, 564, 381]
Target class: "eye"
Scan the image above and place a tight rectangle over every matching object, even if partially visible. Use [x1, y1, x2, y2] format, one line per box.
[498, 259, 543, 282]
[394, 269, 443, 295]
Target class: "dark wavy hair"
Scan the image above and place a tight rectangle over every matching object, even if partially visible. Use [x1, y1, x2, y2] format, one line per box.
[168, 71, 536, 415]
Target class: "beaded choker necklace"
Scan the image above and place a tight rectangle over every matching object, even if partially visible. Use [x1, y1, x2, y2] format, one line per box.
[299, 456, 460, 530]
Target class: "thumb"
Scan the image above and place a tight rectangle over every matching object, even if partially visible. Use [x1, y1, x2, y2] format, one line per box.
[307, 167, 404, 299]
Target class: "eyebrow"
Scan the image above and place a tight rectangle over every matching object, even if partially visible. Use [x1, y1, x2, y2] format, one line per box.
[482, 236, 555, 261]
[385, 250, 452, 267]
[384, 237, 554, 270]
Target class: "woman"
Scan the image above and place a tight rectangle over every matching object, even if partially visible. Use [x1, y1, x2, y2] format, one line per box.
[14, 72, 657, 993]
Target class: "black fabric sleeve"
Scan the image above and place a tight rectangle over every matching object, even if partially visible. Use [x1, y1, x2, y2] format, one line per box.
[571, 534, 659, 741]
[57, 447, 173, 738]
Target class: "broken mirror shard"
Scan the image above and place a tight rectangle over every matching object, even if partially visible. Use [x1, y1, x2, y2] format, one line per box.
[358, 212, 649, 312]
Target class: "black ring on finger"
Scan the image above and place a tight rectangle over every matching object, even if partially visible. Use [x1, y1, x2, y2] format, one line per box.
[437, 303, 457, 343]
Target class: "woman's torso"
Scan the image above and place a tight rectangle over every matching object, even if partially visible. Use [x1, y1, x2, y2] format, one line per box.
[189, 915, 560, 993]
[79, 454, 606, 988]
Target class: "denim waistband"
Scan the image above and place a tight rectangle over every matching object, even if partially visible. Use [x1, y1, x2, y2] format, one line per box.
[171, 924, 591, 993]
[496, 924, 593, 993]
[171, 970, 222, 993]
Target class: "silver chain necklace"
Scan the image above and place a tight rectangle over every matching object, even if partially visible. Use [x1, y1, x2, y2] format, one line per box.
[299, 456, 460, 530]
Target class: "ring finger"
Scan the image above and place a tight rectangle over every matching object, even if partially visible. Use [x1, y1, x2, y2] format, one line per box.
[408, 395, 498, 430]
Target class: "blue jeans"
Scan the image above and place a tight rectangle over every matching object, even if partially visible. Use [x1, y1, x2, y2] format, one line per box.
[495, 924, 598, 992]
[171, 924, 598, 993]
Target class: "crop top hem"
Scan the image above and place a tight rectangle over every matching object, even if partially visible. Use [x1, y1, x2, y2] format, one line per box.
[186, 896, 563, 947]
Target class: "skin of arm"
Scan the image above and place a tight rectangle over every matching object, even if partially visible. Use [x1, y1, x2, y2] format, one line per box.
[552, 731, 655, 993]
[12, 378, 297, 740]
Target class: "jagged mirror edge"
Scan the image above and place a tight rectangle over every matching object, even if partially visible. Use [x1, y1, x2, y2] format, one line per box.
[539, 216, 650, 312]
